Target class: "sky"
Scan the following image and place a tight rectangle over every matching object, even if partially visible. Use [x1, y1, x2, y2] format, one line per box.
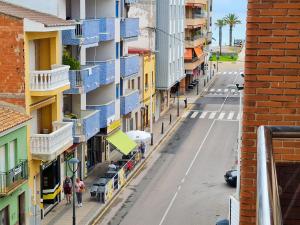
[211, 0, 247, 46]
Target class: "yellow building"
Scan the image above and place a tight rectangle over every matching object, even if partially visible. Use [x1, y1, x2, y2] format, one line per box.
[0, 2, 75, 222]
[129, 48, 156, 130]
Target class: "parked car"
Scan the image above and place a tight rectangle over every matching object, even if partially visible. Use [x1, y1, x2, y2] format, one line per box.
[216, 219, 229, 225]
[224, 169, 237, 187]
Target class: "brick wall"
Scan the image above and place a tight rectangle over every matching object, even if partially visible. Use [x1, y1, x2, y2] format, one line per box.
[241, 1, 300, 224]
[0, 14, 25, 108]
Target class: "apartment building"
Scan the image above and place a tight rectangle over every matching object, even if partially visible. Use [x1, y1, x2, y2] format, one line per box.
[184, 0, 209, 92]
[0, 1, 75, 222]
[0, 107, 31, 225]
[156, 0, 185, 115]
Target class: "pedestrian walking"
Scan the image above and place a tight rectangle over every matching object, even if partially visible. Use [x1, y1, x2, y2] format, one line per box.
[108, 161, 117, 171]
[63, 176, 72, 204]
[75, 178, 85, 207]
[140, 142, 146, 159]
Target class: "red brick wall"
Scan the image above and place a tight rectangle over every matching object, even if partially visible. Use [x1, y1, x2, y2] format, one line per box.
[241, 1, 300, 224]
[0, 14, 25, 108]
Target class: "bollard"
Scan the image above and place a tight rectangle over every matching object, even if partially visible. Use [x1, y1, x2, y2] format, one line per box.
[150, 133, 153, 146]
[170, 114, 172, 124]
[184, 98, 187, 108]
[161, 122, 164, 134]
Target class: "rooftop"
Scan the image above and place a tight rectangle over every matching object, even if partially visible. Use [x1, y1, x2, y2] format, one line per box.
[0, 0, 74, 27]
[0, 106, 31, 133]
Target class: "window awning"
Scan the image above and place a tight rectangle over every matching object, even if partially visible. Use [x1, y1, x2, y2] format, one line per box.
[106, 130, 137, 155]
[184, 49, 192, 60]
[194, 47, 203, 58]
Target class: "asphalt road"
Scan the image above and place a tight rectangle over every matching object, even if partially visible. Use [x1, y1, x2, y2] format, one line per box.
[99, 63, 244, 225]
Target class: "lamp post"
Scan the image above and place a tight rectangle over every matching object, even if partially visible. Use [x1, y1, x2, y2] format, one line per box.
[68, 157, 80, 225]
[177, 81, 180, 117]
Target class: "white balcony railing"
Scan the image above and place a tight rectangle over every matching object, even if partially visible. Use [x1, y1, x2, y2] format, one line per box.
[30, 65, 70, 92]
[30, 122, 73, 160]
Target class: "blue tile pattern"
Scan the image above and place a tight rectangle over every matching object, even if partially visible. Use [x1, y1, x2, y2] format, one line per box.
[88, 60, 115, 85]
[120, 55, 139, 78]
[120, 18, 139, 39]
[99, 18, 115, 41]
[62, 19, 100, 46]
[120, 90, 140, 115]
[87, 102, 115, 128]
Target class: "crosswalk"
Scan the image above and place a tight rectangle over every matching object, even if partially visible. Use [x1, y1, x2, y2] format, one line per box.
[204, 88, 239, 96]
[217, 71, 244, 76]
[183, 110, 241, 121]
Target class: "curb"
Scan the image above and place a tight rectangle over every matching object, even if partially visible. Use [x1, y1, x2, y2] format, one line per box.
[88, 73, 219, 225]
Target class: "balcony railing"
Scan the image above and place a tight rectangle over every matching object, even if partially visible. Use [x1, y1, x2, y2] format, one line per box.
[0, 160, 28, 196]
[65, 65, 100, 94]
[121, 90, 140, 115]
[62, 19, 100, 46]
[87, 101, 115, 129]
[64, 110, 99, 143]
[256, 126, 300, 225]
[99, 18, 115, 41]
[120, 18, 139, 39]
[30, 65, 70, 92]
[30, 122, 73, 161]
[87, 60, 115, 85]
[120, 55, 139, 78]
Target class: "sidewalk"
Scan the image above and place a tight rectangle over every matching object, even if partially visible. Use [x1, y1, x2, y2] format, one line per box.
[41, 73, 217, 225]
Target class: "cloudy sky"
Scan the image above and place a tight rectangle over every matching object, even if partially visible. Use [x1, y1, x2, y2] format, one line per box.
[211, 0, 247, 46]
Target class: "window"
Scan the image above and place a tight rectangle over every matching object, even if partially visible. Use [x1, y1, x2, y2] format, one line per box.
[9, 140, 16, 169]
[115, 0, 119, 18]
[116, 42, 119, 59]
[131, 79, 135, 89]
[145, 73, 149, 89]
[0, 145, 5, 172]
[116, 84, 120, 99]
[138, 77, 141, 90]
[128, 80, 130, 89]
[152, 72, 154, 86]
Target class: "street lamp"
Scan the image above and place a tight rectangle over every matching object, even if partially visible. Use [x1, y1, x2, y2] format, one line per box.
[68, 157, 80, 225]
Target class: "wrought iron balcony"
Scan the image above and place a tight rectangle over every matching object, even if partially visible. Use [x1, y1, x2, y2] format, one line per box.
[0, 160, 28, 196]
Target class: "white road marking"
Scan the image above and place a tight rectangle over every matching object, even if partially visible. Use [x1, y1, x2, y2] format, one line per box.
[229, 72, 232, 74]
[234, 72, 238, 74]
[182, 111, 190, 118]
[190, 112, 199, 118]
[227, 111, 235, 120]
[200, 111, 208, 119]
[224, 89, 229, 92]
[217, 89, 222, 92]
[210, 88, 215, 92]
[209, 112, 217, 119]
[218, 112, 226, 120]
[159, 120, 217, 225]
[231, 89, 235, 93]
[236, 113, 241, 120]
[223, 72, 227, 75]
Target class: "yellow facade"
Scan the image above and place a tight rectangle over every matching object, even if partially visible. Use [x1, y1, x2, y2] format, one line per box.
[24, 31, 66, 213]
[142, 54, 156, 126]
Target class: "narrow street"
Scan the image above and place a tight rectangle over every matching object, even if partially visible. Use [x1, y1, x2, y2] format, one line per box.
[98, 62, 244, 225]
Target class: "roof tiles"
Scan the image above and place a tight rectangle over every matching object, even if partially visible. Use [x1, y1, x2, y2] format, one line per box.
[0, 107, 31, 133]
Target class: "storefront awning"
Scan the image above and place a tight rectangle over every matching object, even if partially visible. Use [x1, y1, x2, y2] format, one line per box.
[194, 47, 203, 58]
[106, 130, 137, 155]
[184, 49, 192, 60]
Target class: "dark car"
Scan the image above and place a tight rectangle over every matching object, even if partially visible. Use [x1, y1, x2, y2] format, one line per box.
[224, 169, 237, 187]
[216, 219, 229, 225]
[90, 178, 108, 197]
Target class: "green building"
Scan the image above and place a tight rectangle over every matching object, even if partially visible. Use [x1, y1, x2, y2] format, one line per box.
[0, 107, 31, 225]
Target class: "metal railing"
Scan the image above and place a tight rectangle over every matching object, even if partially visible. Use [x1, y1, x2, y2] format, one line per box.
[0, 160, 28, 195]
[257, 126, 300, 225]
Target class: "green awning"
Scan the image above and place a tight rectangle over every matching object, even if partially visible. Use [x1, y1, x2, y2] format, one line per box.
[106, 130, 137, 155]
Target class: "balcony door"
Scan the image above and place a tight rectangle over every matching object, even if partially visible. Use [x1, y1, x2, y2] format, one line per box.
[0, 145, 5, 191]
[0, 206, 9, 225]
[18, 192, 26, 225]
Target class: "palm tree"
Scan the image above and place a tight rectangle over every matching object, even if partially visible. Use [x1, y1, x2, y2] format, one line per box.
[224, 14, 242, 46]
[215, 19, 226, 55]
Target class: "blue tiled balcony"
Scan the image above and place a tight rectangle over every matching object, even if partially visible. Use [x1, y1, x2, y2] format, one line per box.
[87, 60, 115, 85]
[121, 90, 140, 115]
[99, 18, 115, 41]
[120, 55, 139, 78]
[120, 18, 139, 39]
[64, 65, 100, 94]
[124, 0, 139, 3]
[62, 19, 100, 46]
[87, 101, 115, 129]
[64, 110, 100, 143]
